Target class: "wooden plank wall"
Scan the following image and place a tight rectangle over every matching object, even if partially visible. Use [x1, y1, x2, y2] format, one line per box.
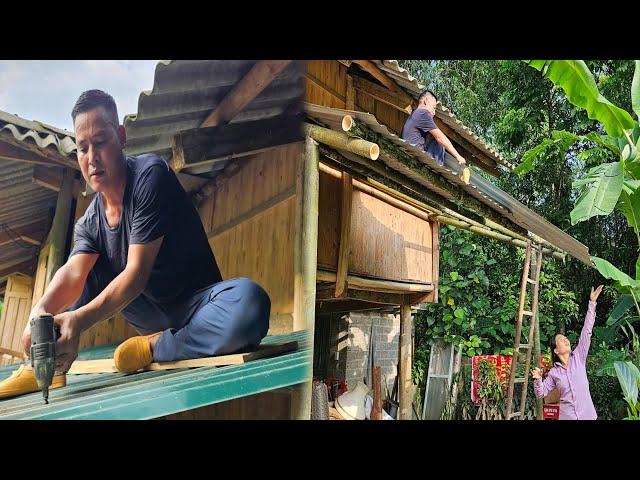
[349, 188, 432, 283]
[0, 274, 33, 365]
[305, 60, 409, 135]
[316, 164, 433, 284]
[198, 143, 302, 335]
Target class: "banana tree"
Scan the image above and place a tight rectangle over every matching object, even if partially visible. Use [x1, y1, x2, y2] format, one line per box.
[517, 60, 640, 325]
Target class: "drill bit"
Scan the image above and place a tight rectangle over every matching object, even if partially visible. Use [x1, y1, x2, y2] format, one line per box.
[43, 387, 49, 405]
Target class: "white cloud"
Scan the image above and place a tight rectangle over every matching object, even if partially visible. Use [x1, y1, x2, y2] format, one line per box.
[0, 60, 158, 131]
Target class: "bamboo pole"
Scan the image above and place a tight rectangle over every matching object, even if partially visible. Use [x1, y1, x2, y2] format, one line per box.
[292, 136, 320, 420]
[303, 123, 379, 160]
[317, 270, 433, 293]
[398, 301, 413, 420]
[46, 168, 74, 286]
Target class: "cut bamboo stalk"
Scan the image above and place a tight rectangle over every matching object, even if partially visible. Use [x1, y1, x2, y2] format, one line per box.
[317, 270, 433, 293]
[341, 115, 354, 132]
[303, 123, 379, 160]
[68, 341, 298, 374]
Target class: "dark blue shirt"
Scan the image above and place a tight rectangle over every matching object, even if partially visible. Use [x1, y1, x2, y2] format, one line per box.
[401, 108, 445, 165]
[70, 154, 223, 333]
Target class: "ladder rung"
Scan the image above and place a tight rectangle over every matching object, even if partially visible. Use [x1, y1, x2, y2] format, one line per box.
[514, 378, 526, 384]
[527, 278, 537, 284]
[519, 344, 530, 349]
[522, 310, 534, 316]
[508, 412, 522, 418]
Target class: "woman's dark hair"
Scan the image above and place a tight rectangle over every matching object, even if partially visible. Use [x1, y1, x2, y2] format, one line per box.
[549, 335, 561, 364]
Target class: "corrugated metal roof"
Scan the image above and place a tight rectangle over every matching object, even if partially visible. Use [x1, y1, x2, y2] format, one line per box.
[0, 110, 77, 167]
[0, 108, 79, 279]
[0, 158, 57, 278]
[369, 60, 514, 170]
[305, 103, 591, 265]
[0, 331, 310, 419]
[124, 60, 304, 179]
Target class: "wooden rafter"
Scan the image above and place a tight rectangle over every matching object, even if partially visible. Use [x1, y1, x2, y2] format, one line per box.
[0, 221, 45, 247]
[353, 60, 400, 93]
[201, 60, 293, 128]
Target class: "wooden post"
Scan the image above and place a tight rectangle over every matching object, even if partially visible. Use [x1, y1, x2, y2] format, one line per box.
[291, 136, 320, 419]
[398, 300, 413, 420]
[345, 75, 355, 110]
[334, 172, 352, 298]
[372, 365, 382, 420]
[45, 168, 74, 287]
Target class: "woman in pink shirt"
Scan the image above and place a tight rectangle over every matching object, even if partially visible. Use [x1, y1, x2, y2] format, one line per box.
[532, 285, 603, 420]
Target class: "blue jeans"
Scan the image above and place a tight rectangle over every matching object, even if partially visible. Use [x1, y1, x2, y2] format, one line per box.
[70, 275, 271, 362]
[152, 278, 270, 362]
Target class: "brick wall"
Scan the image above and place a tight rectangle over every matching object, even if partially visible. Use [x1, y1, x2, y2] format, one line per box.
[314, 309, 400, 395]
[345, 310, 400, 394]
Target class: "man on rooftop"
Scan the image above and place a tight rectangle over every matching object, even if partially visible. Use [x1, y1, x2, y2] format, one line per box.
[0, 89, 271, 399]
[401, 89, 468, 168]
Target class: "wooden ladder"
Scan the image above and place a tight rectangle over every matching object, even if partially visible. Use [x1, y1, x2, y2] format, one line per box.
[505, 240, 543, 420]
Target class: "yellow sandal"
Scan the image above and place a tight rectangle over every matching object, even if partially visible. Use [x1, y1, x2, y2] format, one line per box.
[0, 364, 66, 400]
[113, 332, 162, 373]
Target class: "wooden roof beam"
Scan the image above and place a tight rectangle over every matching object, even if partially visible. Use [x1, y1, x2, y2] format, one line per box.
[0, 259, 34, 278]
[172, 115, 302, 173]
[32, 165, 64, 191]
[201, 60, 293, 128]
[0, 221, 46, 247]
[353, 60, 400, 93]
[351, 74, 413, 113]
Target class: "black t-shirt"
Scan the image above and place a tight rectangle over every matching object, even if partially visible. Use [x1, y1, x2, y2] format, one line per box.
[401, 108, 445, 165]
[70, 153, 223, 332]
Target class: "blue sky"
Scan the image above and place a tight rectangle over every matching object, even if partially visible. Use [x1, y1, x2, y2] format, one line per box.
[0, 60, 159, 132]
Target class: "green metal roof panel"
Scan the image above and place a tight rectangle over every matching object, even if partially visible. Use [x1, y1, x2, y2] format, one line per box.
[0, 331, 311, 420]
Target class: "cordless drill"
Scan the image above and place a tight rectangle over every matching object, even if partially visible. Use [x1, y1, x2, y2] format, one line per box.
[29, 314, 60, 404]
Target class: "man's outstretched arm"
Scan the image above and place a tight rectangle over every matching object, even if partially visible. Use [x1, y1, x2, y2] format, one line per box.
[430, 128, 467, 165]
[30, 252, 99, 319]
[53, 236, 164, 371]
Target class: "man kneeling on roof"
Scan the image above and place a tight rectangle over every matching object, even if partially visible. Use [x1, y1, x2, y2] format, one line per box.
[401, 89, 467, 168]
[0, 89, 271, 399]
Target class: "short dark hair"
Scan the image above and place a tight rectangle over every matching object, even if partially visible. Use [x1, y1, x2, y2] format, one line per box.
[418, 89, 437, 104]
[71, 89, 119, 126]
